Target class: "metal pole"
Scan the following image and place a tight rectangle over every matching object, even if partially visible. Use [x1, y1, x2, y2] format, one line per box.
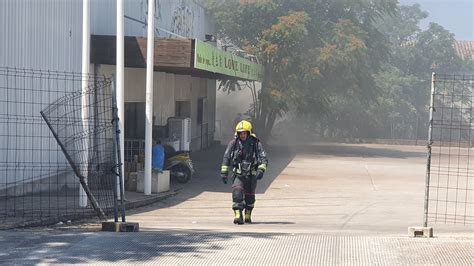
[144, 0, 155, 195]
[415, 114, 419, 145]
[40, 112, 106, 220]
[117, 0, 125, 199]
[112, 77, 126, 222]
[111, 78, 119, 223]
[118, 120, 126, 223]
[80, 0, 90, 208]
[423, 72, 436, 227]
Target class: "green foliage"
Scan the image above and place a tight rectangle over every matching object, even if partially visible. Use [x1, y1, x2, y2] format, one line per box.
[362, 5, 466, 140]
[204, 0, 398, 139]
[204, 1, 469, 141]
[376, 4, 428, 45]
[411, 23, 462, 75]
[203, 0, 280, 47]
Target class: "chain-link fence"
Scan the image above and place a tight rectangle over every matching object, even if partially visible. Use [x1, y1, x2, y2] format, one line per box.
[0, 67, 118, 229]
[425, 73, 474, 226]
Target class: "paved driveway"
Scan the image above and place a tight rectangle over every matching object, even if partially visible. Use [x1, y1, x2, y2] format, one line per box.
[1, 143, 472, 264]
[129, 143, 472, 235]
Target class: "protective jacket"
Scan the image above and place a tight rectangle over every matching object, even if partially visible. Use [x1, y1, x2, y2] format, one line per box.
[221, 136, 268, 177]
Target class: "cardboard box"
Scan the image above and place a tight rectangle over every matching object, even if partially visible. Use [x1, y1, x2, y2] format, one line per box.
[125, 172, 137, 192]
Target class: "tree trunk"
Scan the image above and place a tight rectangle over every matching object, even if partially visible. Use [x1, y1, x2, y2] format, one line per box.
[264, 110, 278, 141]
[254, 64, 279, 142]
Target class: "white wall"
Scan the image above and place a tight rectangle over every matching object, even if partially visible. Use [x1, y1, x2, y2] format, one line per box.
[0, 0, 217, 188]
[90, 0, 217, 150]
[98, 64, 147, 102]
[96, 65, 216, 150]
[91, 0, 215, 39]
[0, 0, 82, 71]
[0, 0, 83, 188]
[174, 74, 192, 101]
[0, 0, 215, 70]
[98, 65, 176, 124]
[154, 72, 175, 126]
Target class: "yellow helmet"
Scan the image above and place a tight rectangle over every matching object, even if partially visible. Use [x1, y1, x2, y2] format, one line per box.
[235, 120, 252, 134]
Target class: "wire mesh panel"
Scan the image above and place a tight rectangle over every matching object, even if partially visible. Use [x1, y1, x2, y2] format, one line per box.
[427, 74, 474, 225]
[0, 67, 116, 229]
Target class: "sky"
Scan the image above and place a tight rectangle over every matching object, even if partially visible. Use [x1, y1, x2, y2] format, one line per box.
[399, 0, 473, 40]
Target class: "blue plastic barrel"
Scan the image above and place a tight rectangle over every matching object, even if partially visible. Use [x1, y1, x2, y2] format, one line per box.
[152, 144, 165, 171]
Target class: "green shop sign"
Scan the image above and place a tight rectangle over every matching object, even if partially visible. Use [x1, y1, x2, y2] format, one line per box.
[194, 39, 264, 81]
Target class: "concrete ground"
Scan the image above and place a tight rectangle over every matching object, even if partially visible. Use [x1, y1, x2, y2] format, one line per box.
[0, 143, 472, 264]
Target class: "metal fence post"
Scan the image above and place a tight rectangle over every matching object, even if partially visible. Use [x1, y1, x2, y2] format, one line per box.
[112, 76, 126, 223]
[423, 72, 436, 227]
[111, 77, 119, 223]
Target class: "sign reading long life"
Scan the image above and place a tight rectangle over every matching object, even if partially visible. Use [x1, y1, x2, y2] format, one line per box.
[194, 39, 264, 82]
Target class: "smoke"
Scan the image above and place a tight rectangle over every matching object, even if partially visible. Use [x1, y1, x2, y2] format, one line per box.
[215, 81, 258, 143]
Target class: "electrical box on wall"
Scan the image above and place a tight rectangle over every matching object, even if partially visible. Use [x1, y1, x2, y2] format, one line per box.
[167, 117, 191, 151]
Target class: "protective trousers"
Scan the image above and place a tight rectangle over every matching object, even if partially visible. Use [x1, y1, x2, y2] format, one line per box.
[231, 174, 257, 211]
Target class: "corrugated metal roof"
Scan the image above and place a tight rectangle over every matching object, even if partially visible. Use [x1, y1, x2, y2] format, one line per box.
[454, 40, 474, 61]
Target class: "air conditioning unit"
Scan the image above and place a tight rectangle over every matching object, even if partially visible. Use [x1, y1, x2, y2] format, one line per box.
[167, 117, 191, 151]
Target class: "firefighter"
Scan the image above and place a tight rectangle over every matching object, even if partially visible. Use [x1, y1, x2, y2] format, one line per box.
[220, 120, 268, 224]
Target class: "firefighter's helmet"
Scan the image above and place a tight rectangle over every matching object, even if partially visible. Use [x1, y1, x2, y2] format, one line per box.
[235, 120, 252, 134]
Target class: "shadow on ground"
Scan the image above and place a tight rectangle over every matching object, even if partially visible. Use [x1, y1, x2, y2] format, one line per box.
[15, 143, 295, 230]
[0, 229, 286, 264]
[187, 143, 296, 194]
[24, 142, 425, 229]
[119, 143, 295, 218]
[122, 142, 426, 220]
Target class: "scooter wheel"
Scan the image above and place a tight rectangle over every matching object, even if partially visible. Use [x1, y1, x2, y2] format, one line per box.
[173, 164, 192, 183]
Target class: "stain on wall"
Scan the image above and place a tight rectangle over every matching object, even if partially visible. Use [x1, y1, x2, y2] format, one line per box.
[170, 1, 194, 37]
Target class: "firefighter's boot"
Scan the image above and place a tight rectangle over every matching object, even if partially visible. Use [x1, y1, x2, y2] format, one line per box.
[244, 209, 252, 223]
[233, 209, 244, 224]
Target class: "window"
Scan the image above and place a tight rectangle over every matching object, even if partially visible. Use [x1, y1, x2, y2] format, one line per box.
[124, 102, 145, 139]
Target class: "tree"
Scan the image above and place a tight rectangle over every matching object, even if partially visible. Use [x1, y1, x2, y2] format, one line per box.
[204, 0, 397, 140]
[366, 4, 466, 140]
[411, 23, 462, 75]
[376, 4, 428, 45]
[310, 4, 468, 140]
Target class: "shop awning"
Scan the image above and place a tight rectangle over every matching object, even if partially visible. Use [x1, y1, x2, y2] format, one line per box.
[90, 35, 263, 82]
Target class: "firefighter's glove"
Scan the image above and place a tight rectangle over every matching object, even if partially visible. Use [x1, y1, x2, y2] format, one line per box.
[256, 169, 264, 180]
[221, 173, 228, 184]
